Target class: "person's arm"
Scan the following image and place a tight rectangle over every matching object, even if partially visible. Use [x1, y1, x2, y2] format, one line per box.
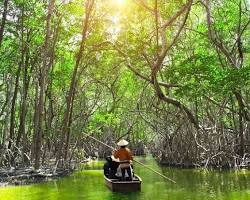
[127, 149, 133, 161]
[113, 149, 119, 159]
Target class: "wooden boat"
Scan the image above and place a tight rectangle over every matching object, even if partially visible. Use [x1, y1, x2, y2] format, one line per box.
[104, 174, 142, 192]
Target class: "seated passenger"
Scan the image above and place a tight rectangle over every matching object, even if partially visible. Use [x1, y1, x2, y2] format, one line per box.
[103, 156, 119, 178]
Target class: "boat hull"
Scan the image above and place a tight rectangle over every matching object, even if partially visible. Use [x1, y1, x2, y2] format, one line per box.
[104, 175, 142, 192]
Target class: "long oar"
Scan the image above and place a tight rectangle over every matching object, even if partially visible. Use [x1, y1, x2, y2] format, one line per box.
[84, 133, 176, 184]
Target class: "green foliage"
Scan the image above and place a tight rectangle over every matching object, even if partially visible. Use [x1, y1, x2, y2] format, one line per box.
[0, 0, 250, 166]
[90, 112, 120, 127]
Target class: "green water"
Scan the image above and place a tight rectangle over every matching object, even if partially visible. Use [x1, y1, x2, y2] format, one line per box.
[1, 156, 250, 200]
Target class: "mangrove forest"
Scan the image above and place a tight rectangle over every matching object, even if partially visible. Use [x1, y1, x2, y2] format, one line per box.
[0, 0, 250, 197]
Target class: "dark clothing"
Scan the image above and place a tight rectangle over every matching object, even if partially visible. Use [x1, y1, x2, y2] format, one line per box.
[121, 166, 132, 181]
[103, 162, 110, 177]
[103, 156, 119, 178]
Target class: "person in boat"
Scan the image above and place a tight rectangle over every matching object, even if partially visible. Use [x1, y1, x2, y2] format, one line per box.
[113, 139, 133, 181]
[103, 156, 120, 178]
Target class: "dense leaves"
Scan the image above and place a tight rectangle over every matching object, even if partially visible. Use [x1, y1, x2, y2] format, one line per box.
[0, 0, 250, 169]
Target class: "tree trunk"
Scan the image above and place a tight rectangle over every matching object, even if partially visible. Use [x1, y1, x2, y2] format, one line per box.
[33, 0, 55, 170]
[16, 52, 30, 148]
[0, 77, 11, 146]
[238, 108, 244, 156]
[9, 4, 26, 151]
[0, 0, 9, 47]
[8, 63, 21, 149]
[16, 13, 32, 149]
[58, 0, 95, 162]
[45, 15, 61, 156]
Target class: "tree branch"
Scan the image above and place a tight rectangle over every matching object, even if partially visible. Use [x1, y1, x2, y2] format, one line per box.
[161, 0, 193, 29]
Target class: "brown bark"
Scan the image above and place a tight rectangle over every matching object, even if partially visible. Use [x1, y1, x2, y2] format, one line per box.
[161, 0, 193, 29]
[234, 91, 249, 156]
[31, 83, 39, 162]
[9, 5, 26, 150]
[60, 0, 95, 162]
[0, 0, 9, 47]
[44, 16, 61, 159]
[234, 91, 250, 121]
[0, 83, 9, 118]
[8, 62, 21, 149]
[150, 0, 199, 128]
[203, 0, 250, 157]
[116, 0, 198, 128]
[238, 108, 244, 156]
[0, 76, 11, 146]
[33, 0, 55, 170]
[16, 32, 33, 148]
[114, 47, 180, 89]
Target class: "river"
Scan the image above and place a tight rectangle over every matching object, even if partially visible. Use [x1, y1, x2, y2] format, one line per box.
[0, 156, 250, 200]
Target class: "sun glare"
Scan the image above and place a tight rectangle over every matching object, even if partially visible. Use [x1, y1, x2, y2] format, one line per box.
[117, 0, 125, 5]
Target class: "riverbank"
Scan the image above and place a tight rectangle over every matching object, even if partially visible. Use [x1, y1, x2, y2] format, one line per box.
[0, 167, 73, 187]
[1, 156, 250, 200]
[159, 159, 250, 169]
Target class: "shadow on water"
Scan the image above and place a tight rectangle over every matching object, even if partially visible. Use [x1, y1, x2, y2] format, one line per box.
[1, 155, 250, 200]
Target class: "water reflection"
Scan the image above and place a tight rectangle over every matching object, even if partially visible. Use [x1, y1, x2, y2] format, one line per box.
[0, 156, 250, 200]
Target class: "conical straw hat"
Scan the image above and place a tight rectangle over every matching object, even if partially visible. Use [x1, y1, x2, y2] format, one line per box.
[117, 139, 129, 146]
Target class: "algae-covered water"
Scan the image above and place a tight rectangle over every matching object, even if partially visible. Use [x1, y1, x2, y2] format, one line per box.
[0, 156, 250, 200]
